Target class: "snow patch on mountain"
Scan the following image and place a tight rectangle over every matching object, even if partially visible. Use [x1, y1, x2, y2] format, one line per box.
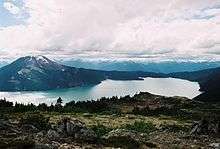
[35, 56, 49, 64]
[26, 65, 44, 73]
[17, 68, 31, 75]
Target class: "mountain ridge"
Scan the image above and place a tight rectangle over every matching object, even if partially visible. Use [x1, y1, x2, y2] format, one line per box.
[61, 59, 220, 73]
[169, 67, 220, 102]
[0, 56, 165, 91]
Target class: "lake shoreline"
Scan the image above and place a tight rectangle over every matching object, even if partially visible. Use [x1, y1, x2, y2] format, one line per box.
[0, 77, 201, 105]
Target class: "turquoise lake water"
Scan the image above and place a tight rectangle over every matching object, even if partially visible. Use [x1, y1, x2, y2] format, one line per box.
[0, 77, 201, 105]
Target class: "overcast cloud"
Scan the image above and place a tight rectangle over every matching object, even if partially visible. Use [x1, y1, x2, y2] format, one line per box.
[0, 0, 220, 61]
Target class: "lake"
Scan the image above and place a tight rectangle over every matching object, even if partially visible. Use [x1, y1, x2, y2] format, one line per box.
[0, 77, 201, 105]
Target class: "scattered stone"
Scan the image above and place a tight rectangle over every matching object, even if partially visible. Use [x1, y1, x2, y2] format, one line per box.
[125, 115, 136, 119]
[51, 141, 61, 148]
[59, 143, 81, 149]
[36, 131, 45, 138]
[35, 131, 46, 142]
[10, 136, 35, 149]
[82, 113, 93, 118]
[0, 119, 21, 134]
[209, 143, 220, 149]
[21, 124, 39, 133]
[47, 129, 60, 140]
[34, 143, 56, 149]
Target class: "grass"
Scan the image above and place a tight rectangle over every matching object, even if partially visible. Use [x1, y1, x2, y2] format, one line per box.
[121, 121, 156, 134]
[20, 112, 51, 130]
[160, 122, 190, 132]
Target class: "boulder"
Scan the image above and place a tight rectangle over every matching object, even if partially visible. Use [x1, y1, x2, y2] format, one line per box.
[102, 129, 149, 148]
[190, 118, 220, 135]
[57, 118, 85, 136]
[56, 117, 97, 141]
[75, 128, 97, 142]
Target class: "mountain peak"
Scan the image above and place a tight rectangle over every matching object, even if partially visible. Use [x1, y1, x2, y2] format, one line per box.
[23, 55, 49, 63]
[14, 55, 57, 67]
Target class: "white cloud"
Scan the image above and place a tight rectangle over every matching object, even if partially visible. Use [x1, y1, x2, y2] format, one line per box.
[3, 1, 20, 15]
[0, 0, 220, 61]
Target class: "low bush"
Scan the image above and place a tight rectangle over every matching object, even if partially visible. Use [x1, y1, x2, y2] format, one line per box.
[121, 121, 156, 134]
[90, 124, 113, 138]
[0, 137, 35, 149]
[20, 112, 50, 130]
[160, 123, 189, 132]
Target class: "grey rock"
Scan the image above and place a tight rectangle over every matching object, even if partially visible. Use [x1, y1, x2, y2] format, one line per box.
[56, 117, 97, 141]
[190, 119, 220, 135]
[57, 118, 85, 136]
[35, 131, 46, 142]
[209, 143, 220, 149]
[0, 119, 21, 134]
[36, 131, 44, 138]
[47, 129, 60, 140]
[103, 129, 144, 141]
[34, 143, 57, 149]
[102, 129, 148, 148]
[21, 124, 39, 133]
[75, 128, 97, 141]
[59, 143, 82, 149]
[82, 113, 93, 118]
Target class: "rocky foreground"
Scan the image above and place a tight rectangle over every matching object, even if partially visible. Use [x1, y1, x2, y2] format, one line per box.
[0, 92, 220, 148]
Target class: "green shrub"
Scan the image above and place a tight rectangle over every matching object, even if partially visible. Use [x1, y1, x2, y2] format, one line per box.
[160, 123, 189, 132]
[121, 121, 156, 134]
[20, 113, 50, 130]
[104, 136, 140, 149]
[0, 137, 35, 149]
[91, 124, 113, 138]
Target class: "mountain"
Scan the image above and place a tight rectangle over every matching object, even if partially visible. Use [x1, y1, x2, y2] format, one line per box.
[0, 61, 8, 68]
[169, 67, 220, 102]
[0, 56, 107, 91]
[61, 59, 220, 73]
[0, 56, 165, 91]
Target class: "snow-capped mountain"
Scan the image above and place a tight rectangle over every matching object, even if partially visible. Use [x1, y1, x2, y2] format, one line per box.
[0, 56, 106, 91]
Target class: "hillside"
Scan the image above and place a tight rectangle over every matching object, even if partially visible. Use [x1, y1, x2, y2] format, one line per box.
[0, 92, 219, 148]
[169, 67, 220, 102]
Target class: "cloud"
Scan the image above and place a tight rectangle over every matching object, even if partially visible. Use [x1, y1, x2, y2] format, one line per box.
[0, 0, 220, 61]
[3, 1, 20, 15]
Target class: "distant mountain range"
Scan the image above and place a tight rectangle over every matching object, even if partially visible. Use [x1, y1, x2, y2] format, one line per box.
[61, 59, 220, 73]
[1, 56, 220, 102]
[0, 56, 164, 91]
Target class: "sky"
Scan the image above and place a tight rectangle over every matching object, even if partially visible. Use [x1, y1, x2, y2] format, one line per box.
[0, 0, 220, 62]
